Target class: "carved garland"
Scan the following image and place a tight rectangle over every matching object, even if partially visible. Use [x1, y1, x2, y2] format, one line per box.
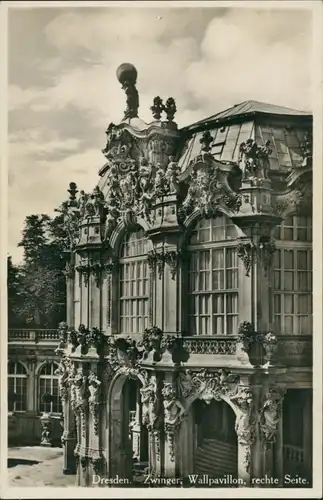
[237, 238, 276, 277]
[147, 249, 182, 280]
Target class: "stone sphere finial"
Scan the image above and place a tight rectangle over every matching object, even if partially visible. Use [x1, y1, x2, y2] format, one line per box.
[116, 63, 138, 85]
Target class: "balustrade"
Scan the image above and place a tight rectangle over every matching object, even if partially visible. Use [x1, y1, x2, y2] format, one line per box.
[8, 329, 60, 343]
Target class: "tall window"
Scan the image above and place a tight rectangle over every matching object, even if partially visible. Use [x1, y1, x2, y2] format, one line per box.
[8, 362, 27, 412]
[119, 229, 149, 334]
[39, 362, 62, 414]
[187, 216, 238, 335]
[273, 216, 312, 335]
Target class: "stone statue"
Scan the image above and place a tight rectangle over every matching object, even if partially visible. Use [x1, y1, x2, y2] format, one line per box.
[78, 190, 89, 218]
[122, 80, 139, 120]
[138, 158, 152, 193]
[88, 372, 101, 405]
[239, 139, 272, 181]
[162, 382, 185, 426]
[259, 388, 284, 444]
[154, 163, 167, 196]
[165, 156, 180, 193]
[92, 186, 105, 216]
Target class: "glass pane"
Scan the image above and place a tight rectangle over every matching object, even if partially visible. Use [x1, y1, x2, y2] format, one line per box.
[213, 294, 224, 313]
[213, 316, 224, 334]
[297, 251, 308, 270]
[226, 294, 237, 313]
[284, 272, 294, 290]
[274, 295, 281, 313]
[298, 295, 309, 314]
[297, 272, 308, 291]
[274, 250, 281, 269]
[274, 271, 281, 289]
[284, 251, 294, 269]
[284, 316, 294, 334]
[212, 270, 224, 289]
[284, 295, 294, 314]
[212, 249, 224, 269]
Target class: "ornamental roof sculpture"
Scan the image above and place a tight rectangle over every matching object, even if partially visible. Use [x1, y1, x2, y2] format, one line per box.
[58, 63, 312, 253]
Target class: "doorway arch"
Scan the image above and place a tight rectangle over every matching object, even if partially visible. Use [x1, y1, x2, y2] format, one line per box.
[192, 398, 238, 480]
[108, 372, 149, 483]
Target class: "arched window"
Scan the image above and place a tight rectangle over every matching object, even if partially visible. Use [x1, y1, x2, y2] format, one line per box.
[39, 362, 62, 414]
[273, 215, 312, 335]
[119, 228, 149, 334]
[8, 362, 27, 412]
[187, 215, 238, 335]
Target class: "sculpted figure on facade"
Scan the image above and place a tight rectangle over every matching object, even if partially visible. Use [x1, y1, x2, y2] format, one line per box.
[162, 381, 186, 426]
[229, 387, 255, 473]
[239, 138, 272, 181]
[165, 156, 180, 194]
[78, 190, 89, 218]
[122, 79, 139, 120]
[140, 374, 159, 431]
[88, 372, 101, 435]
[154, 163, 167, 197]
[259, 387, 285, 445]
[55, 358, 70, 400]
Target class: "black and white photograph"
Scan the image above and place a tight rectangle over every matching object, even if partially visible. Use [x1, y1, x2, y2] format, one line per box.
[2, 0, 322, 497]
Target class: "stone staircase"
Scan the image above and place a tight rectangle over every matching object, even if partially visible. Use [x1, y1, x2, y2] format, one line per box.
[195, 438, 237, 477]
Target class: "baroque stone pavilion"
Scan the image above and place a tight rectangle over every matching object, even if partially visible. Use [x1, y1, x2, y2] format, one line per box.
[56, 63, 313, 487]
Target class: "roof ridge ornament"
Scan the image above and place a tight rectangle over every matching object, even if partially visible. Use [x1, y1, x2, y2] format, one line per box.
[117, 63, 139, 120]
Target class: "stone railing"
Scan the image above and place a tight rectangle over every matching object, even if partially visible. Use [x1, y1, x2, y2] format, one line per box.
[275, 335, 312, 367]
[182, 335, 237, 355]
[182, 334, 312, 367]
[8, 329, 60, 343]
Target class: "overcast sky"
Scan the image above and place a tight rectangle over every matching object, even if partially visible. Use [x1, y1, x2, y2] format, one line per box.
[8, 4, 313, 263]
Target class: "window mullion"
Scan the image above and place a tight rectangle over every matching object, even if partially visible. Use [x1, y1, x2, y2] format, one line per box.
[224, 248, 227, 335]
[210, 248, 213, 335]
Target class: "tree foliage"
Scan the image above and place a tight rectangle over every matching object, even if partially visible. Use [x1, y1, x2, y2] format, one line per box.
[8, 211, 69, 328]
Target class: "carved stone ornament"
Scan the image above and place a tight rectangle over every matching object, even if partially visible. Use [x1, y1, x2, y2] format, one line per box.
[179, 153, 241, 220]
[54, 198, 80, 250]
[183, 337, 237, 355]
[237, 240, 255, 277]
[162, 381, 185, 462]
[228, 387, 255, 474]
[300, 132, 312, 167]
[140, 373, 160, 431]
[105, 335, 141, 373]
[116, 63, 139, 120]
[259, 387, 286, 445]
[40, 414, 53, 446]
[275, 181, 312, 217]
[237, 238, 276, 277]
[71, 367, 88, 438]
[239, 139, 272, 181]
[151, 96, 164, 120]
[88, 371, 101, 435]
[102, 146, 181, 234]
[147, 248, 181, 280]
[259, 332, 278, 367]
[150, 96, 177, 122]
[54, 358, 71, 400]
